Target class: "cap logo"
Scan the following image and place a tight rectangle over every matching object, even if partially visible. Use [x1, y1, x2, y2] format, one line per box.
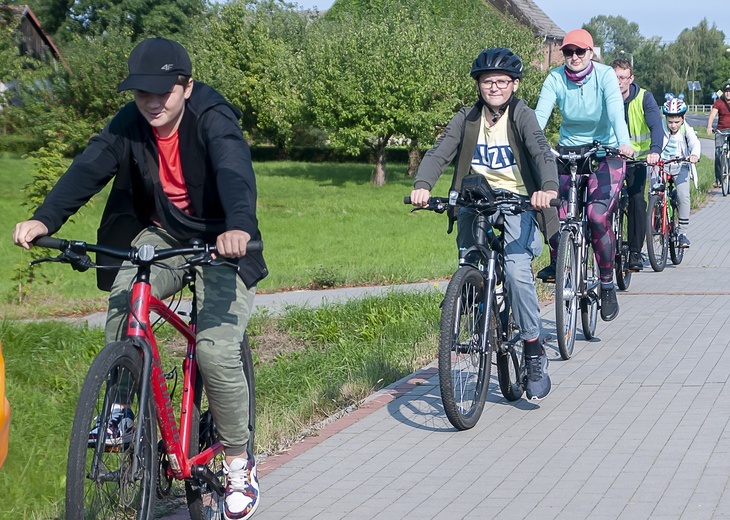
[161, 64, 174, 71]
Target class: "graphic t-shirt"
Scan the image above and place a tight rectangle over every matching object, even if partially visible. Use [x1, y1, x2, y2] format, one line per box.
[155, 130, 194, 215]
[469, 106, 527, 195]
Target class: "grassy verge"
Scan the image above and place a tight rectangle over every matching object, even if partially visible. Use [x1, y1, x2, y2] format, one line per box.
[0, 289, 441, 518]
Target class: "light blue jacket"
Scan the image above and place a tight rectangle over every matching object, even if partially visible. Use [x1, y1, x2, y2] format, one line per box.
[534, 62, 631, 148]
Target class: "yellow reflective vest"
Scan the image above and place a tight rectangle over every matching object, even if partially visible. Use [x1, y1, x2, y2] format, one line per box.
[627, 89, 652, 157]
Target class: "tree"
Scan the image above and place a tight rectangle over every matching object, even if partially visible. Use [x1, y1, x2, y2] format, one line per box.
[301, 0, 539, 186]
[191, 0, 311, 151]
[582, 15, 642, 63]
[25, 0, 207, 40]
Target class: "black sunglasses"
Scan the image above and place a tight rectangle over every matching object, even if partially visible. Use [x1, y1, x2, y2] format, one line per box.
[562, 48, 588, 58]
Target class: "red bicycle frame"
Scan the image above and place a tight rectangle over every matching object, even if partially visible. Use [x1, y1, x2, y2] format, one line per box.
[125, 279, 222, 480]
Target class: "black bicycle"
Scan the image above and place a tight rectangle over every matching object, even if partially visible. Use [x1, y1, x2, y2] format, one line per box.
[613, 182, 632, 290]
[714, 129, 730, 197]
[406, 178, 537, 430]
[552, 142, 625, 360]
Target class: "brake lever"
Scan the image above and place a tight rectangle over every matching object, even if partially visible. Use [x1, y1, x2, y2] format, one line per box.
[30, 256, 63, 267]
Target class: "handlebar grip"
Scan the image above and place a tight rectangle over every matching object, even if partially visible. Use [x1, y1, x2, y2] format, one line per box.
[33, 236, 68, 250]
[549, 199, 562, 208]
[247, 240, 263, 253]
[403, 196, 412, 205]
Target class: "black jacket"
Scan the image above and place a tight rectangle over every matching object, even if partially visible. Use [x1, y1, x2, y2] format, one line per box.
[32, 81, 268, 290]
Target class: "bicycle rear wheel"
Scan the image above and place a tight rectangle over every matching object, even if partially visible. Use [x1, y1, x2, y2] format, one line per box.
[555, 229, 578, 360]
[581, 242, 599, 340]
[185, 334, 256, 519]
[496, 306, 524, 402]
[438, 267, 492, 430]
[646, 193, 668, 272]
[66, 340, 157, 520]
[614, 207, 632, 290]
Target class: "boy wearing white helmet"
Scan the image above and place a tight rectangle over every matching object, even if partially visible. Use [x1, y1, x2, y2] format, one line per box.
[657, 94, 701, 248]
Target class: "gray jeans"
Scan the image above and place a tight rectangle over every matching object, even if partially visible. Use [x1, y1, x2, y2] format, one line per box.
[457, 207, 543, 341]
[105, 227, 256, 456]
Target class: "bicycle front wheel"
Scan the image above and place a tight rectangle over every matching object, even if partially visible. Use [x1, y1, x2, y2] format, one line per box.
[555, 229, 579, 360]
[669, 196, 684, 266]
[646, 193, 668, 272]
[438, 267, 492, 430]
[186, 334, 256, 519]
[66, 340, 157, 520]
[722, 155, 729, 197]
[581, 242, 599, 340]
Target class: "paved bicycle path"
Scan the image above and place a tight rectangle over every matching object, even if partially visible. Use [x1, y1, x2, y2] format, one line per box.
[229, 188, 730, 520]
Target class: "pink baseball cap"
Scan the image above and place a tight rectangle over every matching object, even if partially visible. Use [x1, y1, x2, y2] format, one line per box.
[560, 29, 594, 50]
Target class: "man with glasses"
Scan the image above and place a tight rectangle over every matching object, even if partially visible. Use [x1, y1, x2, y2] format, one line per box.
[706, 83, 730, 187]
[610, 59, 662, 271]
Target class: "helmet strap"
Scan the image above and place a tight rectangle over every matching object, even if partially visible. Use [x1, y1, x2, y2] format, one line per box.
[486, 93, 514, 123]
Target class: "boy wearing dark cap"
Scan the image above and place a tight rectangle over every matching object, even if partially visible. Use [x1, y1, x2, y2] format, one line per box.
[707, 83, 730, 187]
[13, 37, 264, 520]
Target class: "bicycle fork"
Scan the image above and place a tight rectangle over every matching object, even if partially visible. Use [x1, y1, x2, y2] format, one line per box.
[479, 251, 498, 355]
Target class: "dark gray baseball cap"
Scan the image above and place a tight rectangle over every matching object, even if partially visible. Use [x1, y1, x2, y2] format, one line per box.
[117, 38, 192, 94]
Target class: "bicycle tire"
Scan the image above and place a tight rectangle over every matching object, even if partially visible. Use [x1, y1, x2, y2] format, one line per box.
[496, 307, 524, 402]
[185, 334, 256, 519]
[614, 206, 632, 290]
[669, 196, 684, 266]
[555, 229, 578, 360]
[438, 267, 492, 430]
[722, 156, 730, 197]
[646, 193, 668, 272]
[581, 242, 599, 340]
[65, 340, 157, 520]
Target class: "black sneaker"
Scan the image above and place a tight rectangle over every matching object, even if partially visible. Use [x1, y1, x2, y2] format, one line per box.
[628, 251, 643, 271]
[678, 234, 691, 248]
[600, 285, 619, 321]
[536, 260, 556, 282]
[524, 351, 551, 401]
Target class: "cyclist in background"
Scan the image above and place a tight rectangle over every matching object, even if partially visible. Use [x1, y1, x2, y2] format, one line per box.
[657, 95, 701, 248]
[534, 28, 634, 322]
[12, 38, 265, 520]
[411, 48, 559, 401]
[706, 83, 730, 187]
[610, 59, 662, 271]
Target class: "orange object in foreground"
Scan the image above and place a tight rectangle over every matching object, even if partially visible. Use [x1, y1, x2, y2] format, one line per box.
[0, 340, 9, 469]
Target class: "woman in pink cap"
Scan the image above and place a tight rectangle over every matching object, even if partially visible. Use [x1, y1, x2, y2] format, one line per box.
[534, 28, 633, 322]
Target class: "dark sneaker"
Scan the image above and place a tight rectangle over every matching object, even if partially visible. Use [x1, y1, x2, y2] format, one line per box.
[600, 285, 619, 321]
[536, 260, 556, 282]
[628, 251, 644, 271]
[224, 457, 259, 520]
[678, 234, 691, 248]
[88, 404, 135, 448]
[525, 351, 551, 401]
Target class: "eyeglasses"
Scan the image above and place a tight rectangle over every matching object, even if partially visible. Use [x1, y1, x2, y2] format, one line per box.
[562, 48, 588, 58]
[478, 79, 514, 89]
[615, 74, 633, 82]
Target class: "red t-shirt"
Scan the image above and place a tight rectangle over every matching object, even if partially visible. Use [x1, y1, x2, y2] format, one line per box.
[155, 130, 194, 215]
[712, 98, 730, 131]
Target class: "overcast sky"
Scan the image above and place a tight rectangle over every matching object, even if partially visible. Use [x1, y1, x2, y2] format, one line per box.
[288, 0, 728, 45]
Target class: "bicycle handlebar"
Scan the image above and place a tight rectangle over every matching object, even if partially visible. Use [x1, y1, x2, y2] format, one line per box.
[551, 141, 628, 162]
[31, 236, 263, 270]
[403, 194, 555, 213]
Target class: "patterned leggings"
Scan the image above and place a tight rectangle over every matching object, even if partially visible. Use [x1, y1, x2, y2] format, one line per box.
[550, 156, 626, 284]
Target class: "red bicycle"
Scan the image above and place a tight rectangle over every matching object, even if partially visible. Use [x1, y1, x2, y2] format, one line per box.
[646, 157, 689, 271]
[32, 236, 261, 519]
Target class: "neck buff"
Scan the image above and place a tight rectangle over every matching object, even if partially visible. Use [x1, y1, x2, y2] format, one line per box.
[564, 61, 594, 85]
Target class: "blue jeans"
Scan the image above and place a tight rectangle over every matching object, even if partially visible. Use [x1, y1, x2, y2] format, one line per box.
[456, 206, 543, 341]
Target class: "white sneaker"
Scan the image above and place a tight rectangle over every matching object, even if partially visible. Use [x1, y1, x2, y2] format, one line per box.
[223, 457, 259, 520]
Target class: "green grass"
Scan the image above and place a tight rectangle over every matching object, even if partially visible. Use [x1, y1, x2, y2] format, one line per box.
[0, 289, 441, 518]
[0, 155, 457, 318]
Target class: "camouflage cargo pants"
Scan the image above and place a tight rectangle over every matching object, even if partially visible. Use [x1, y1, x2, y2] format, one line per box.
[106, 227, 256, 456]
